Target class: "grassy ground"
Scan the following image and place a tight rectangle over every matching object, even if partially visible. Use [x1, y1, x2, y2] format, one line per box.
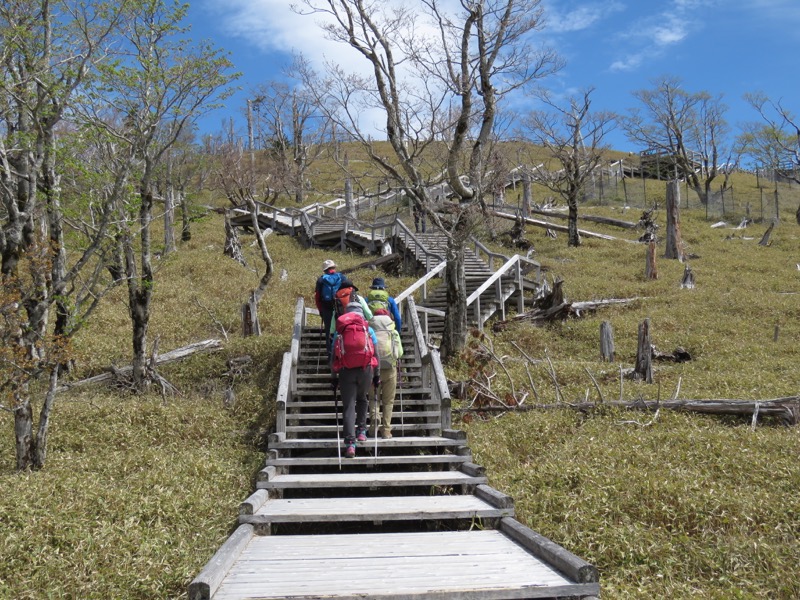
[1, 166, 799, 598]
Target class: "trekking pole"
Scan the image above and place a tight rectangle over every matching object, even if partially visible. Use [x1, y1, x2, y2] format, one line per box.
[333, 381, 341, 470]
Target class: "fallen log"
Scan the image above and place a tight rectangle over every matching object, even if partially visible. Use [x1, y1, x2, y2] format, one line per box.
[56, 339, 224, 393]
[340, 253, 400, 274]
[493, 297, 641, 330]
[453, 396, 800, 426]
[529, 208, 639, 229]
[491, 210, 626, 241]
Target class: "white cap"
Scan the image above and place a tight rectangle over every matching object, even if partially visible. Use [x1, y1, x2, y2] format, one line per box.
[322, 259, 336, 271]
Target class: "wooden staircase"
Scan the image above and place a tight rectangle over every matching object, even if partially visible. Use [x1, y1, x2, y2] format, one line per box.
[188, 299, 600, 599]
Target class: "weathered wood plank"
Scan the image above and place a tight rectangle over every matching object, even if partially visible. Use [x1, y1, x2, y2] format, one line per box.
[265, 454, 467, 468]
[258, 471, 487, 490]
[188, 524, 253, 600]
[211, 530, 599, 599]
[267, 435, 466, 450]
[500, 517, 599, 584]
[241, 494, 513, 524]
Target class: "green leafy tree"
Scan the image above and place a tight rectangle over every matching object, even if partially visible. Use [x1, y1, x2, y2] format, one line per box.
[91, 0, 237, 391]
[0, 0, 128, 469]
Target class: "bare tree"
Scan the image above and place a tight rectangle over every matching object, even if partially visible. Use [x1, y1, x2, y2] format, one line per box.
[742, 93, 799, 184]
[522, 88, 615, 247]
[297, 0, 561, 359]
[252, 58, 330, 204]
[622, 76, 737, 206]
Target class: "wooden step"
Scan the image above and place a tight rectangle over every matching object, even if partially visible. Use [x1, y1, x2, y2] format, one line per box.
[285, 396, 437, 409]
[268, 435, 465, 451]
[257, 469, 486, 490]
[242, 493, 513, 524]
[265, 454, 468, 468]
[202, 527, 599, 599]
[284, 422, 440, 435]
[285, 410, 441, 422]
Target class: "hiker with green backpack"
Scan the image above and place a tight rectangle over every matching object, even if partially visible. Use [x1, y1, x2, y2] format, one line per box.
[369, 306, 404, 439]
[366, 277, 402, 331]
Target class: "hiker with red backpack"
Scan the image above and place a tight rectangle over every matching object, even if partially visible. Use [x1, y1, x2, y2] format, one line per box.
[315, 259, 343, 357]
[328, 278, 372, 352]
[331, 302, 379, 458]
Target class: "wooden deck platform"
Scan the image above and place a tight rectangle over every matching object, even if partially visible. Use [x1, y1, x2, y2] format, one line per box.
[194, 526, 600, 600]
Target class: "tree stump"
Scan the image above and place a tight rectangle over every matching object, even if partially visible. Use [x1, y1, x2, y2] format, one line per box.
[241, 291, 261, 337]
[664, 180, 683, 259]
[680, 264, 695, 289]
[645, 240, 658, 280]
[600, 321, 615, 362]
[538, 277, 565, 310]
[633, 318, 653, 383]
[758, 221, 775, 246]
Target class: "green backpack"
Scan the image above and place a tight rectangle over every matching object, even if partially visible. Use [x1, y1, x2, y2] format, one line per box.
[366, 288, 390, 314]
[370, 314, 403, 370]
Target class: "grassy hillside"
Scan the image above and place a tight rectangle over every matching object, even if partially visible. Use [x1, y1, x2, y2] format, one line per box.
[1, 155, 799, 598]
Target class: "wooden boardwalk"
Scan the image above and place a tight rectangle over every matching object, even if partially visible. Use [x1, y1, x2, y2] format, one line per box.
[189, 295, 600, 599]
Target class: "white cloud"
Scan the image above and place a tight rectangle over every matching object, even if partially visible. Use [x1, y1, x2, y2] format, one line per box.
[543, 1, 625, 33]
[603, 1, 714, 72]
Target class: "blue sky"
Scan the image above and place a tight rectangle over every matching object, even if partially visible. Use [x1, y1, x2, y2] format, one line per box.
[187, 0, 800, 153]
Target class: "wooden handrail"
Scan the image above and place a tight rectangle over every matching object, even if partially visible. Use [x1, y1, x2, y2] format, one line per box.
[395, 261, 446, 304]
[466, 254, 540, 305]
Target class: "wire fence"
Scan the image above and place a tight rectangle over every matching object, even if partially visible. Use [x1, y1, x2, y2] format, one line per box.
[497, 168, 800, 225]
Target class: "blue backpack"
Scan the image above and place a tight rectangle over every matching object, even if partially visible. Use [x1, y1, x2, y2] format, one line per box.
[320, 272, 343, 303]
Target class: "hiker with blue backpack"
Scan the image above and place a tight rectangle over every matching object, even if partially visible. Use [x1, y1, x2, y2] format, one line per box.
[315, 259, 343, 357]
[331, 301, 379, 458]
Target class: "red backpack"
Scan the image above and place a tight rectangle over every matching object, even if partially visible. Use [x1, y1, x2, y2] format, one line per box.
[333, 312, 374, 370]
[334, 287, 356, 318]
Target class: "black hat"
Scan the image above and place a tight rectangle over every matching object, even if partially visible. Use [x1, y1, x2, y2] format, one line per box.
[371, 277, 386, 289]
[339, 278, 358, 292]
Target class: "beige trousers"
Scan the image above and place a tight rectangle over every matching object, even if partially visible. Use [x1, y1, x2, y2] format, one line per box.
[369, 366, 397, 436]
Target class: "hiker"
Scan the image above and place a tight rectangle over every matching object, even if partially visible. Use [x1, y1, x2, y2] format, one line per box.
[329, 278, 373, 356]
[331, 302, 379, 458]
[413, 203, 426, 233]
[315, 259, 343, 357]
[366, 277, 402, 331]
[369, 308, 404, 439]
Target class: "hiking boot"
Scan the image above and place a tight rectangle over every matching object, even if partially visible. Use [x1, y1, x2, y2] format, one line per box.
[356, 427, 367, 443]
[380, 429, 393, 440]
[344, 443, 356, 459]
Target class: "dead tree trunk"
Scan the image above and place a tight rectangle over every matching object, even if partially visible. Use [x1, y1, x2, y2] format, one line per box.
[680, 264, 695, 289]
[600, 321, 615, 362]
[664, 180, 683, 260]
[522, 171, 531, 219]
[759, 221, 775, 246]
[224, 212, 246, 265]
[634, 318, 653, 383]
[241, 291, 260, 337]
[645, 240, 658, 280]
